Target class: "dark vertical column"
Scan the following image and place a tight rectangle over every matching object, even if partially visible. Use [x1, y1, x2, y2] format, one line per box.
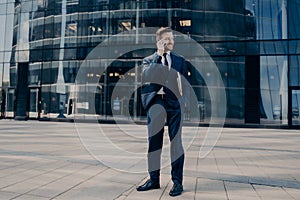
[15, 63, 29, 120]
[0, 89, 6, 119]
[37, 88, 42, 119]
[288, 87, 292, 127]
[245, 55, 260, 123]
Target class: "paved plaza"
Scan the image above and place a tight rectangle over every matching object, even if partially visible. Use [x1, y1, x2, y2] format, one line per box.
[0, 120, 299, 200]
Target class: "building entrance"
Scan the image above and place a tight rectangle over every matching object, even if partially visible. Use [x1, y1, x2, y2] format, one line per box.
[29, 87, 41, 119]
[0, 89, 6, 119]
[15, 63, 29, 120]
[289, 87, 300, 127]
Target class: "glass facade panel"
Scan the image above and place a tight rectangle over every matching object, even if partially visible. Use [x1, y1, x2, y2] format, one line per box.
[0, 64, 3, 87]
[291, 90, 300, 125]
[257, 0, 286, 40]
[28, 62, 41, 85]
[288, 0, 300, 39]
[2, 63, 10, 86]
[29, 88, 39, 118]
[260, 56, 288, 122]
[6, 88, 14, 117]
[290, 56, 300, 86]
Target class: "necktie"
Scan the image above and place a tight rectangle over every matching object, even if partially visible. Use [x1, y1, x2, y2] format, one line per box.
[163, 53, 168, 67]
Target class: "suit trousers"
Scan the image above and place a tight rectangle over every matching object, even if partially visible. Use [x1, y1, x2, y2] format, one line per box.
[147, 95, 185, 185]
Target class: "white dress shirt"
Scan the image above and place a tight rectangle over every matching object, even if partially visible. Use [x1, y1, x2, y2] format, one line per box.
[157, 51, 171, 94]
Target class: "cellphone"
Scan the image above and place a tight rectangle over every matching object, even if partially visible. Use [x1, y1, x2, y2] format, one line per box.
[159, 39, 167, 50]
[161, 39, 167, 45]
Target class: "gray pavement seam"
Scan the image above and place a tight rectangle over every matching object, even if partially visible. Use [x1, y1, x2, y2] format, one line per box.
[212, 145, 300, 154]
[222, 180, 230, 200]
[159, 179, 171, 200]
[182, 169, 300, 189]
[113, 176, 148, 199]
[48, 167, 109, 200]
[0, 161, 70, 190]
[8, 164, 104, 199]
[251, 184, 263, 200]
[4, 162, 73, 199]
[282, 187, 298, 200]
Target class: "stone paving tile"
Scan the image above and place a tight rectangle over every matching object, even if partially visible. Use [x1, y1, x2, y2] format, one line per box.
[196, 193, 228, 200]
[160, 176, 196, 200]
[214, 149, 244, 176]
[13, 194, 50, 200]
[195, 178, 228, 200]
[183, 156, 198, 175]
[53, 180, 130, 200]
[107, 172, 146, 186]
[235, 150, 270, 178]
[1, 163, 74, 194]
[27, 164, 103, 199]
[115, 195, 127, 200]
[53, 169, 143, 200]
[0, 191, 19, 199]
[253, 185, 295, 200]
[255, 151, 298, 181]
[283, 187, 300, 199]
[0, 169, 55, 190]
[226, 149, 254, 177]
[224, 181, 260, 200]
[123, 175, 170, 200]
[0, 159, 24, 170]
[197, 152, 220, 174]
[0, 158, 58, 179]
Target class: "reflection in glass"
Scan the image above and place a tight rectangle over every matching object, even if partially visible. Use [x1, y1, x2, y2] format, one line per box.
[292, 90, 300, 126]
[29, 88, 39, 118]
[260, 56, 288, 123]
[289, 56, 300, 87]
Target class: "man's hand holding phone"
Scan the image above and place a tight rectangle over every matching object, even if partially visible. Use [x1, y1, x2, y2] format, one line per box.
[156, 39, 167, 56]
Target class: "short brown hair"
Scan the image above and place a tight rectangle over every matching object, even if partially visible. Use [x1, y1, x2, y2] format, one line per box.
[156, 27, 172, 41]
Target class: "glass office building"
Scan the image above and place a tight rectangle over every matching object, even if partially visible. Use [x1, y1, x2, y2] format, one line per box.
[0, 0, 299, 127]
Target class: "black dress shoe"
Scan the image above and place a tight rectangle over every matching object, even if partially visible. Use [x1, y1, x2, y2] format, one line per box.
[136, 179, 160, 191]
[169, 183, 183, 197]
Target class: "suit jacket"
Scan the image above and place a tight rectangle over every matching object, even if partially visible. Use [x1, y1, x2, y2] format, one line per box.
[141, 52, 190, 110]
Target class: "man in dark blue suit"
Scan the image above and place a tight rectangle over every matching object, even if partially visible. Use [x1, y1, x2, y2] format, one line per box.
[137, 27, 190, 197]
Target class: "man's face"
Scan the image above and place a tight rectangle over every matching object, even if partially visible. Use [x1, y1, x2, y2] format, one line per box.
[160, 32, 174, 51]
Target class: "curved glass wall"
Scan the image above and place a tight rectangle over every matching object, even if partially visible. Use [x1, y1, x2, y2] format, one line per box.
[0, 0, 14, 118]
[0, 0, 299, 126]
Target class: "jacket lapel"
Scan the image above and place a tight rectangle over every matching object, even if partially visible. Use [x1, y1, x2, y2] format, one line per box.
[170, 52, 181, 72]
